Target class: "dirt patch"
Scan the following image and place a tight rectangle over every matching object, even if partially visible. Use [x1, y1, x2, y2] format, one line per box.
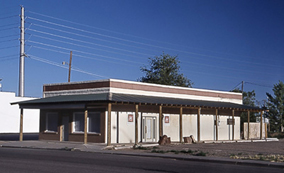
[125, 139, 284, 162]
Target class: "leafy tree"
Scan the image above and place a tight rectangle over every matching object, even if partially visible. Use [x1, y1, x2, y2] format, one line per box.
[139, 53, 193, 87]
[231, 89, 257, 133]
[266, 81, 284, 132]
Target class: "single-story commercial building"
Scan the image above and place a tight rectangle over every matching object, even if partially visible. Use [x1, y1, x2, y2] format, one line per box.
[13, 79, 265, 145]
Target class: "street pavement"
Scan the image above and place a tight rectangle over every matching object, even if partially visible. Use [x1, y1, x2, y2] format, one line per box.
[0, 140, 283, 169]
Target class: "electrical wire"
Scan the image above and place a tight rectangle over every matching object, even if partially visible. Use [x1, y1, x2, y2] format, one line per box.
[0, 45, 19, 50]
[27, 10, 273, 63]
[27, 27, 153, 57]
[27, 25, 158, 53]
[28, 55, 109, 78]
[31, 34, 146, 59]
[26, 40, 144, 64]
[26, 16, 283, 68]
[0, 15, 18, 20]
[245, 82, 273, 88]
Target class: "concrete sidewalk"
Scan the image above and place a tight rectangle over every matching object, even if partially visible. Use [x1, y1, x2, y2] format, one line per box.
[0, 140, 283, 169]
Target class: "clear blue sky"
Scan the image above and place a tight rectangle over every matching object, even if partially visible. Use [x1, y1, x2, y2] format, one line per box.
[0, 0, 283, 105]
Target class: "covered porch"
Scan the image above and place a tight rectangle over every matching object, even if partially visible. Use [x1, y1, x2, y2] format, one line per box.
[13, 93, 265, 146]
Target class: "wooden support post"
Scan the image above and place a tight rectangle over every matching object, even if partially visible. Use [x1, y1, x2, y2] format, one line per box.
[260, 111, 263, 139]
[135, 104, 139, 145]
[197, 107, 201, 142]
[215, 109, 218, 141]
[232, 109, 235, 141]
[107, 103, 112, 146]
[247, 111, 250, 140]
[265, 123, 267, 139]
[84, 109, 88, 144]
[179, 107, 183, 143]
[159, 105, 163, 137]
[19, 108, 23, 141]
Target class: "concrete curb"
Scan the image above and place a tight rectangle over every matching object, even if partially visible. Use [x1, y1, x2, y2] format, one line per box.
[1, 144, 283, 169]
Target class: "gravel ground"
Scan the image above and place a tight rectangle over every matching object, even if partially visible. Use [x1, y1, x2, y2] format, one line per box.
[122, 139, 284, 161]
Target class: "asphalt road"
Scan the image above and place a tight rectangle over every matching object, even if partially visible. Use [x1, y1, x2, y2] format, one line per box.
[0, 148, 282, 173]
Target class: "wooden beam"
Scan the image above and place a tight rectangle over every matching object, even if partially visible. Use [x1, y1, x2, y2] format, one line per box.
[197, 107, 201, 142]
[84, 108, 88, 144]
[179, 107, 183, 143]
[135, 104, 139, 145]
[260, 111, 263, 139]
[159, 105, 163, 137]
[232, 109, 235, 141]
[107, 103, 112, 146]
[247, 111, 250, 140]
[19, 108, 23, 141]
[215, 109, 218, 141]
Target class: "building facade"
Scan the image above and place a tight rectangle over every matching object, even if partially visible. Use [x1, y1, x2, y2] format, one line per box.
[14, 79, 264, 144]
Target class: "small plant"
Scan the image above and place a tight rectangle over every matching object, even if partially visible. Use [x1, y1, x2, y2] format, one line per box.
[194, 151, 206, 156]
[230, 154, 236, 157]
[187, 149, 193, 154]
[152, 146, 159, 149]
[134, 146, 149, 150]
[175, 151, 180, 154]
[237, 153, 242, 155]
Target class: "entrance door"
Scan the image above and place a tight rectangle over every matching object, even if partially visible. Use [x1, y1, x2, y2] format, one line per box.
[142, 117, 156, 142]
[62, 116, 69, 141]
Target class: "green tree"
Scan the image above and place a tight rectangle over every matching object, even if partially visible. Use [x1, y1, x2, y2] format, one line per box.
[266, 81, 284, 132]
[231, 89, 257, 134]
[139, 53, 193, 87]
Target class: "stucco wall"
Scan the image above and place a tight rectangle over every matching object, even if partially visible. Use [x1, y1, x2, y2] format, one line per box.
[0, 92, 39, 133]
[105, 110, 241, 144]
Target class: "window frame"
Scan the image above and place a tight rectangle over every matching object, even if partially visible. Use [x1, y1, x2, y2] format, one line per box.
[72, 112, 101, 134]
[45, 112, 58, 133]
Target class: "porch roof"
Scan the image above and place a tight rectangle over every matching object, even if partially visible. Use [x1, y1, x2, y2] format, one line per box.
[12, 93, 263, 111]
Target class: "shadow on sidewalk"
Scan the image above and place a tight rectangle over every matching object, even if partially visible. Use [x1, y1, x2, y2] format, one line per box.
[0, 133, 39, 141]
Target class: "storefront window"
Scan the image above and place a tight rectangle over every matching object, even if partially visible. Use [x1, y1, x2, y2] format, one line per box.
[45, 113, 58, 132]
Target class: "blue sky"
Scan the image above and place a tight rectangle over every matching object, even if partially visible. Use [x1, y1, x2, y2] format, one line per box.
[0, 0, 283, 104]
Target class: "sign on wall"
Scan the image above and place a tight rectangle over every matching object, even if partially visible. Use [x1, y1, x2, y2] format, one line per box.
[128, 114, 133, 122]
[164, 115, 170, 123]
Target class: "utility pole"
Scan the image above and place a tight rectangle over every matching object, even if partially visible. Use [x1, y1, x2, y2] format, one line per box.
[241, 81, 244, 94]
[68, 51, 72, 82]
[19, 6, 25, 97]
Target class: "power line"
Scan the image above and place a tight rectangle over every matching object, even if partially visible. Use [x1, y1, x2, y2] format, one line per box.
[245, 82, 273, 88]
[27, 26, 154, 57]
[0, 45, 19, 50]
[27, 24, 159, 53]
[27, 20, 282, 69]
[26, 45, 140, 67]
[0, 23, 18, 28]
[25, 44, 143, 65]
[0, 39, 18, 43]
[26, 42, 143, 65]
[231, 82, 243, 91]
[0, 27, 19, 32]
[28, 55, 109, 78]
[0, 54, 18, 59]
[0, 34, 19, 39]
[0, 15, 18, 20]
[32, 35, 144, 59]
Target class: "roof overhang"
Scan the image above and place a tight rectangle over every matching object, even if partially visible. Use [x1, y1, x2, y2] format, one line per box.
[12, 93, 265, 112]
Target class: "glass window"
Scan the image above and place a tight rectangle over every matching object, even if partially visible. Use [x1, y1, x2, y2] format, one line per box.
[46, 113, 58, 132]
[73, 113, 84, 132]
[88, 112, 100, 133]
[73, 112, 101, 133]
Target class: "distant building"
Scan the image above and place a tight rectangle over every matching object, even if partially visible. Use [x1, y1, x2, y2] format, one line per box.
[0, 92, 39, 139]
[13, 79, 264, 144]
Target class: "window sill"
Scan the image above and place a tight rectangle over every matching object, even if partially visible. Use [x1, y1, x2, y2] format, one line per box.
[44, 131, 58, 134]
[72, 132, 101, 136]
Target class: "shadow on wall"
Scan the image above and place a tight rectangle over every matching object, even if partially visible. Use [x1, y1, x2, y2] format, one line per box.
[0, 133, 39, 141]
